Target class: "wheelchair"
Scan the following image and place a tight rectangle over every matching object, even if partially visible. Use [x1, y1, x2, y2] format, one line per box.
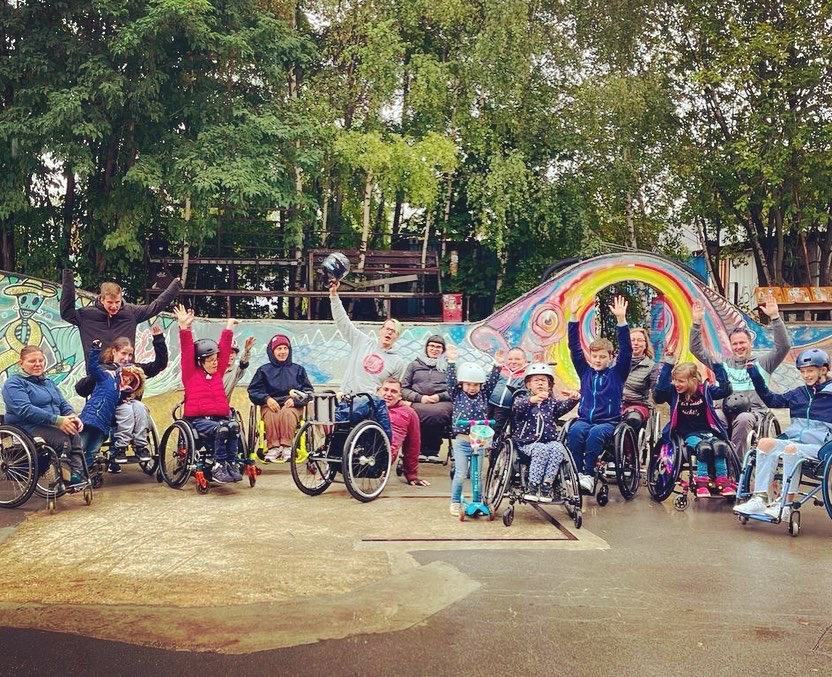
[561, 417, 641, 506]
[89, 405, 161, 487]
[734, 442, 832, 537]
[158, 407, 259, 493]
[0, 422, 93, 512]
[394, 421, 454, 477]
[484, 429, 583, 529]
[722, 394, 782, 453]
[622, 405, 661, 483]
[646, 433, 741, 511]
[289, 392, 392, 502]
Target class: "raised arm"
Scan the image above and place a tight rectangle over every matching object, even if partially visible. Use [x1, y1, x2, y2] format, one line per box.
[707, 363, 733, 401]
[611, 296, 632, 381]
[747, 364, 789, 409]
[653, 361, 675, 405]
[174, 304, 196, 385]
[132, 277, 182, 323]
[59, 269, 80, 326]
[688, 301, 715, 369]
[329, 281, 366, 348]
[756, 299, 792, 375]
[139, 326, 169, 379]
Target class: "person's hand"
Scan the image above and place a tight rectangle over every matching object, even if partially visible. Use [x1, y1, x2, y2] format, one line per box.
[691, 300, 704, 324]
[429, 394, 440, 403]
[285, 397, 295, 409]
[446, 345, 458, 362]
[760, 297, 780, 319]
[244, 336, 256, 350]
[568, 296, 580, 318]
[610, 295, 628, 322]
[329, 280, 340, 298]
[494, 349, 506, 366]
[91, 339, 102, 349]
[562, 389, 580, 399]
[265, 397, 280, 412]
[173, 304, 194, 329]
[225, 318, 239, 330]
[529, 394, 544, 404]
[665, 338, 677, 358]
[150, 324, 163, 336]
[58, 416, 78, 435]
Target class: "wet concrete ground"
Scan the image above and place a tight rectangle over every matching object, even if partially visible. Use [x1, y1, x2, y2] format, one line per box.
[1, 457, 831, 676]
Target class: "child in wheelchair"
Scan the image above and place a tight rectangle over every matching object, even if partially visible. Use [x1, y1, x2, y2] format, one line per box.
[653, 353, 735, 497]
[511, 363, 578, 502]
[734, 348, 832, 521]
[446, 346, 503, 517]
[175, 304, 242, 485]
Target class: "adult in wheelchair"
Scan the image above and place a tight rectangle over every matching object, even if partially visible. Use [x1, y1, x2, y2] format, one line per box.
[622, 327, 661, 473]
[1, 345, 93, 511]
[289, 391, 393, 502]
[648, 356, 737, 510]
[734, 348, 832, 535]
[483, 363, 583, 528]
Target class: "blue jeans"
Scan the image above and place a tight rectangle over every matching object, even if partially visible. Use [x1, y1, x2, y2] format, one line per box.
[80, 426, 108, 468]
[190, 417, 239, 463]
[335, 395, 392, 441]
[451, 437, 474, 504]
[567, 420, 616, 475]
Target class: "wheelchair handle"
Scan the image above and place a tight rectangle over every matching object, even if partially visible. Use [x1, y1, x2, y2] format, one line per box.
[455, 418, 496, 427]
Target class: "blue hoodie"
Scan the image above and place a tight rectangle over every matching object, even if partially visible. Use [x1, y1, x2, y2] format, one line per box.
[2, 372, 75, 434]
[568, 321, 632, 424]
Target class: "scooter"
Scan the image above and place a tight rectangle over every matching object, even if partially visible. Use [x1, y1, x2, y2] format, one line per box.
[457, 419, 496, 521]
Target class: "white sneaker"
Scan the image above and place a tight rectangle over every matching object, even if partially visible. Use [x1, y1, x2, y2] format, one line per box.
[764, 504, 790, 521]
[264, 447, 280, 462]
[578, 474, 595, 493]
[450, 503, 461, 517]
[279, 447, 292, 462]
[734, 495, 768, 515]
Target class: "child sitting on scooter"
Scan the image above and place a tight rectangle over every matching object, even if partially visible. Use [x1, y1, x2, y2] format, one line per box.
[512, 363, 579, 502]
[174, 304, 242, 485]
[653, 346, 734, 497]
[446, 345, 503, 517]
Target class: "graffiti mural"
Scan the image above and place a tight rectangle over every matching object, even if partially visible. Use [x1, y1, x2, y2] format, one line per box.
[0, 256, 827, 414]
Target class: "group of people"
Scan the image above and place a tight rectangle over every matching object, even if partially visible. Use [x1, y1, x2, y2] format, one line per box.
[3, 268, 831, 527]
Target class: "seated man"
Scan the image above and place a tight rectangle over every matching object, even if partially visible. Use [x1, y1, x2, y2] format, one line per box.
[378, 378, 430, 487]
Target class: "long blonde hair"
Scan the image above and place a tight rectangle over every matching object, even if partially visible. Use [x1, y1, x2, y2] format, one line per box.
[671, 362, 701, 395]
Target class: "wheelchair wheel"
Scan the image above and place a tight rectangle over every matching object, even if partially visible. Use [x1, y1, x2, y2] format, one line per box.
[138, 416, 160, 476]
[556, 452, 583, 522]
[484, 439, 513, 513]
[290, 422, 336, 496]
[342, 420, 391, 502]
[822, 455, 832, 521]
[647, 438, 682, 502]
[614, 423, 640, 500]
[158, 420, 195, 489]
[0, 425, 38, 509]
[34, 447, 67, 500]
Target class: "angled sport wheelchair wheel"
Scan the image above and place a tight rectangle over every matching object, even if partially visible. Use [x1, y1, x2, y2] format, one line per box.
[158, 420, 195, 489]
[342, 420, 391, 502]
[138, 416, 161, 477]
[614, 422, 640, 499]
[647, 437, 682, 502]
[748, 411, 781, 450]
[34, 446, 67, 500]
[484, 438, 514, 513]
[556, 451, 583, 528]
[0, 425, 38, 509]
[290, 422, 337, 496]
[822, 453, 832, 521]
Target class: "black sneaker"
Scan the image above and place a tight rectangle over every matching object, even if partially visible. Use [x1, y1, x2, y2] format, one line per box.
[211, 463, 233, 484]
[133, 446, 152, 462]
[107, 462, 122, 474]
[226, 462, 243, 482]
[112, 448, 129, 464]
[540, 483, 554, 503]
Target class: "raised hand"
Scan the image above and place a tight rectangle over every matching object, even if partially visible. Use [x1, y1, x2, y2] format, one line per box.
[446, 345, 459, 362]
[329, 280, 340, 298]
[610, 295, 628, 322]
[244, 336, 256, 350]
[568, 296, 581, 317]
[150, 324, 163, 336]
[173, 304, 194, 329]
[760, 297, 780, 319]
[691, 300, 704, 323]
[225, 317, 240, 330]
[494, 349, 506, 366]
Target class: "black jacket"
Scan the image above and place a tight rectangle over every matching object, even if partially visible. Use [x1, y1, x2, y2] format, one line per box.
[60, 268, 181, 363]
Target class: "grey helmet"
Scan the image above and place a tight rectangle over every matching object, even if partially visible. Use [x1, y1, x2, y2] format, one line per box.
[457, 362, 487, 384]
[524, 362, 554, 385]
[321, 252, 351, 283]
[194, 338, 219, 366]
[796, 348, 830, 369]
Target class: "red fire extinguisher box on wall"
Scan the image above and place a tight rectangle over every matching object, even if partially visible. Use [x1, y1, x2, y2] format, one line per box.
[442, 293, 463, 322]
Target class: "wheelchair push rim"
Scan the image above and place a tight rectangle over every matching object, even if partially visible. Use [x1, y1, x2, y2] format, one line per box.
[0, 425, 39, 509]
[342, 420, 392, 502]
[290, 421, 337, 496]
[158, 420, 195, 489]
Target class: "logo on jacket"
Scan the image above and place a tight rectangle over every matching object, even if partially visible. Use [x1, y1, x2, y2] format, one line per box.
[363, 353, 384, 375]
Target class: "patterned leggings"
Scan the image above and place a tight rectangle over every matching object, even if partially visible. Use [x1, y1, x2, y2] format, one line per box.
[518, 440, 566, 485]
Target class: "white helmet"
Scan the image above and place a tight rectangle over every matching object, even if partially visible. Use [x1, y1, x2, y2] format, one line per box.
[457, 362, 487, 384]
[524, 362, 554, 384]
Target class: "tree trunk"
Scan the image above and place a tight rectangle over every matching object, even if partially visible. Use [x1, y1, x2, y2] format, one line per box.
[0, 222, 13, 271]
[821, 204, 832, 285]
[696, 216, 723, 296]
[773, 207, 785, 285]
[181, 197, 191, 286]
[420, 210, 431, 269]
[357, 170, 374, 273]
[320, 177, 330, 247]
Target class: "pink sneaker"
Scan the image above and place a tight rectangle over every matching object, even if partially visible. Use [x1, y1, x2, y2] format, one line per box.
[695, 477, 710, 498]
[717, 476, 736, 497]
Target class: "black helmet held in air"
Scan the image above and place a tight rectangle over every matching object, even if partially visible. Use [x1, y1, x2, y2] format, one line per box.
[321, 252, 350, 283]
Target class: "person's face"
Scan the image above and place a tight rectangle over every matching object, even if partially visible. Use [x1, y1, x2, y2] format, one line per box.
[672, 375, 697, 395]
[19, 351, 45, 376]
[526, 375, 551, 397]
[201, 354, 219, 374]
[462, 381, 482, 395]
[589, 349, 612, 370]
[378, 381, 402, 406]
[729, 331, 752, 360]
[799, 365, 827, 386]
[506, 349, 527, 371]
[101, 294, 123, 317]
[425, 342, 444, 358]
[273, 345, 290, 362]
[379, 321, 399, 349]
[630, 331, 647, 358]
[114, 345, 134, 365]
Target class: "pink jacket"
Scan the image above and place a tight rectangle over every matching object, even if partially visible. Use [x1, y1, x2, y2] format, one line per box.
[180, 328, 233, 418]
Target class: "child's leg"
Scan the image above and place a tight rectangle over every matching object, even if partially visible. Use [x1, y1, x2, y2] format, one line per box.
[79, 427, 107, 469]
[113, 402, 134, 449]
[750, 438, 783, 498]
[584, 423, 616, 475]
[190, 418, 221, 458]
[781, 443, 820, 499]
[542, 441, 566, 484]
[129, 401, 150, 448]
[450, 437, 471, 504]
[522, 442, 546, 489]
[567, 420, 591, 473]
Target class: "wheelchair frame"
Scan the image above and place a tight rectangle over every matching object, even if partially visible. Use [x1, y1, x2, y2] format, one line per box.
[0, 423, 93, 512]
[735, 443, 832, 537]
[91, 405, 161, 487]
[289, 392, 392, 502]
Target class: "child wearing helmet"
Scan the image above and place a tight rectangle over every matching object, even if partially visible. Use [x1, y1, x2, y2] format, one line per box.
[734, 347, 832, 520]
[511, 363, 579, 502]
[446, 346, 503, 517]
[173, 304, 242, 485]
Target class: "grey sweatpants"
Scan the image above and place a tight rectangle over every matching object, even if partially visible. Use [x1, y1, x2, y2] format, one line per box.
[113, 400, 150, 449]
